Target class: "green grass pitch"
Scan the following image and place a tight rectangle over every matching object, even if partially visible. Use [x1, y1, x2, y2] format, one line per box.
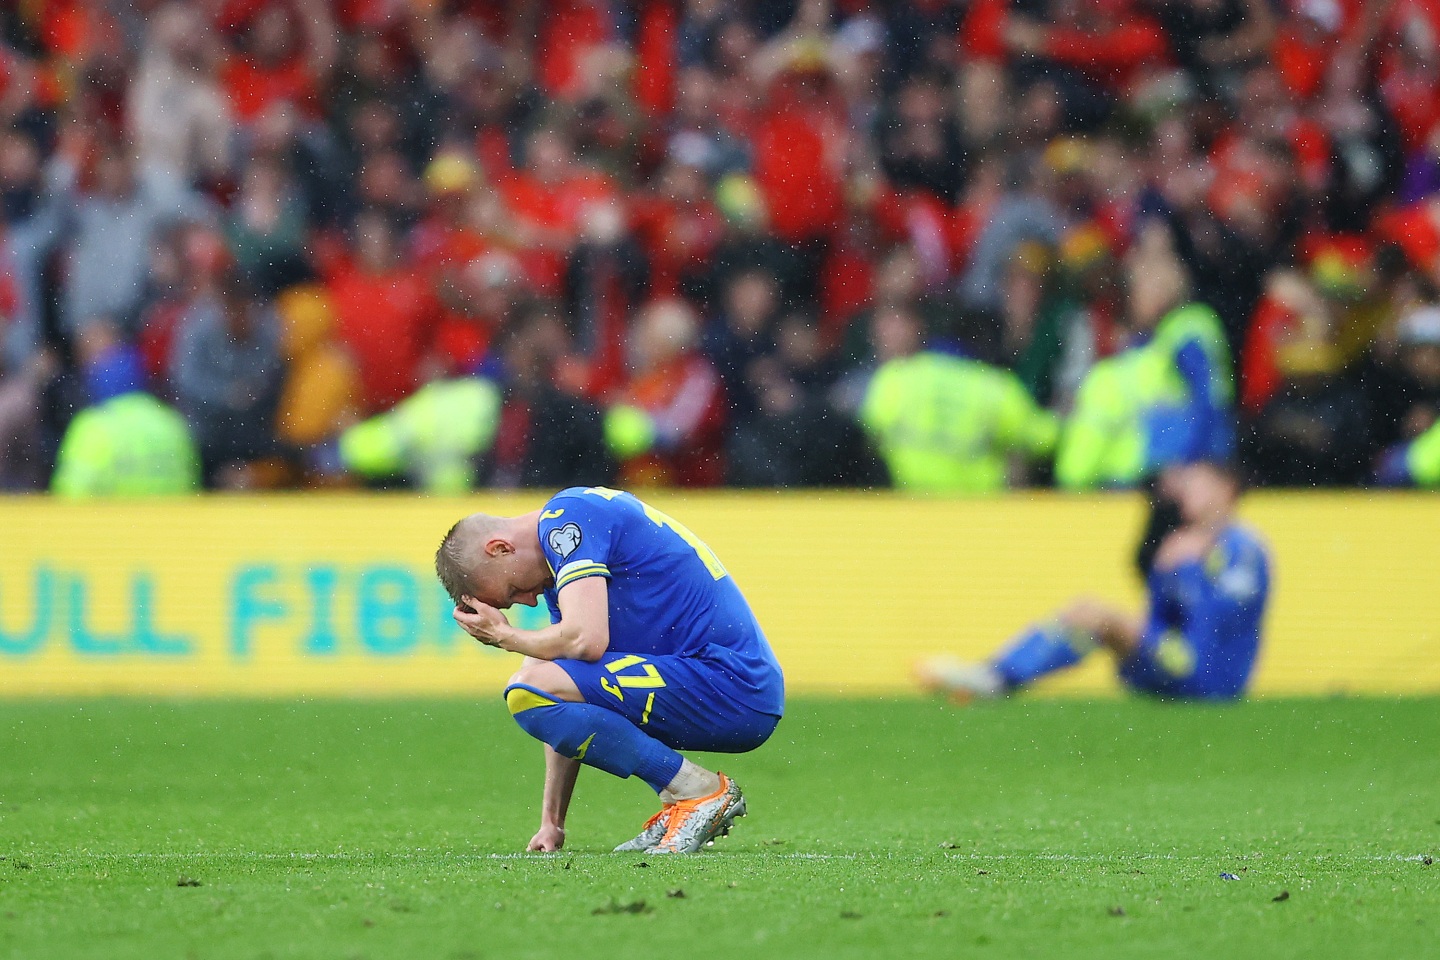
[2, 696, 1437, 959]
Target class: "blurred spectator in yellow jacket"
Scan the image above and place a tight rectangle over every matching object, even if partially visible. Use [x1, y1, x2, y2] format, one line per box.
[273, 284, 361, 484]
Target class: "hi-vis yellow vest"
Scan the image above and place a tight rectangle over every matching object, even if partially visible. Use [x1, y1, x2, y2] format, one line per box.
[340, 377, 501, 494]
[861, 352, 1058, 494]
[51, 392, 200, 498]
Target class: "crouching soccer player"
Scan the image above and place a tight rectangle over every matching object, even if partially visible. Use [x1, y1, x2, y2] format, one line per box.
[435, 486, 785, 853]
[918, 461, 1270, 701]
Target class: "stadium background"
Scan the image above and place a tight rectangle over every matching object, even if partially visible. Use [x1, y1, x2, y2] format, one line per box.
[4, 4, 1440, 956]
[0, 0, 1435, 707]
[6, 0, 1440, 498]
[0, 0, 1438, 700]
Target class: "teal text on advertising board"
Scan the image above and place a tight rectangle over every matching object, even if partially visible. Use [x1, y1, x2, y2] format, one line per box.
[0, 565, 552, 658]
[0, 567, 193, 656]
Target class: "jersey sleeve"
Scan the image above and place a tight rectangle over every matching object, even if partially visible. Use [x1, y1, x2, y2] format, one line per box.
[537, 493, 618, 592]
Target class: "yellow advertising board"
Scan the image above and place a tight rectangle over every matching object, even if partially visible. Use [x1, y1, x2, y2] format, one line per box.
[1, 492, 1437, 697]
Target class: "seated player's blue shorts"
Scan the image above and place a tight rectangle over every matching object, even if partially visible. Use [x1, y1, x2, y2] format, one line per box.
[1117, 628, 1243, 700]
[556, 647, 781, 753]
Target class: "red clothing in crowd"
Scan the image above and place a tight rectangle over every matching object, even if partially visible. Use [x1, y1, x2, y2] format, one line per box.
[960, 0, 1010, 62]
[34, 0, 115, 61]
[1375, 200, 1440, 274]
[633, 0, 678, 116]
[474, 126, 514, 180]
[211, 0, 275, 32]
[1040, 12, 1170, 92]
[753, 83, 847, 243]
[819, 239, 876, 340]
[327, 265, 435, 412]
[1242, 293, 1299, 412]
[630, 194, 725, 301]
[221, 54, 321, 124]
[0, 269, 17, 324]
[1379, 55, 1440, 153]
[137, 299, 188, 392]
[430, 310, 495, 375]
[499, 170, 618, 293]
[871, 186, 968, 277]
[409, 217, 491, 281]
[1211, 116, 1332, 200]
[535, 0, 612, 101]
[1271, 24, 1334, 100]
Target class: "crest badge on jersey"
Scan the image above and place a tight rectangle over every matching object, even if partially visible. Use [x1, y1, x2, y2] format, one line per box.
[548, 522, 583, 559]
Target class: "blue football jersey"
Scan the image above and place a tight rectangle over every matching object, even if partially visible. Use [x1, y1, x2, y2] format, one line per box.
[1134, 523, 1271, 699]
[536, 486, 784, 716]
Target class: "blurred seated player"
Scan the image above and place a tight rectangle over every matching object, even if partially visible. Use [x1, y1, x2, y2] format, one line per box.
[435, 486, 783, 854]
[917, 461, 1269, 701]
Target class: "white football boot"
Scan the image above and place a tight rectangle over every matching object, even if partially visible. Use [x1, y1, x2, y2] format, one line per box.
[915, 655, 1006, 703]
[647, 774, 746, 854]
[613, 806, 674, 852]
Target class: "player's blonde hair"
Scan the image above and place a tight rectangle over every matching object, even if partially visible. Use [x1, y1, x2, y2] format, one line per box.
[434, 513, 506, 606]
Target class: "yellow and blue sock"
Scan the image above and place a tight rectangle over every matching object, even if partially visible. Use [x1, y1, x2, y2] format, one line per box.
[504, 683, 683, 793]
[991, 623, 1096, 689]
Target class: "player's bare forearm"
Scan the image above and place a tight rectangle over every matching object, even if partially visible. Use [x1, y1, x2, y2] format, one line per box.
[534, 746, 580, 842]
[451, 611, 603, 661]
[527, 746, 578, 852]
[454, 578, 610, 662]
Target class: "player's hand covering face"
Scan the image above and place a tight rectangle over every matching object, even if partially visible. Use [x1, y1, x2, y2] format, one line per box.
[454, 598, 510, 647]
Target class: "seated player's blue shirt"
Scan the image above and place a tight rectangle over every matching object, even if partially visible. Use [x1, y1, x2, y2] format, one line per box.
[536, 486, 785, 717]
[1121, 524, 1270, 699]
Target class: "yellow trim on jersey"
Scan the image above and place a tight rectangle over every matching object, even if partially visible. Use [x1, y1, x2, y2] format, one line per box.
[555, 560, 611, 590]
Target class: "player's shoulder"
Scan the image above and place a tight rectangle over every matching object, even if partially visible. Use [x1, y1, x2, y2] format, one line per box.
[541, 486, 640, 519]
[1214, 523, 1272, 581]
[543, 486, 593, 509]
[1222, 522, 1270, 556]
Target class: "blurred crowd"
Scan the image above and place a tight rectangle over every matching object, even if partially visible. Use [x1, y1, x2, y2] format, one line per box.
[3, 0, 1440, 496]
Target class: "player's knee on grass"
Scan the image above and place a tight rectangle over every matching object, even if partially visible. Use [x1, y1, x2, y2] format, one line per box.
[1058, 597, 1109, 632]
[1058, 598, 1139, 656]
